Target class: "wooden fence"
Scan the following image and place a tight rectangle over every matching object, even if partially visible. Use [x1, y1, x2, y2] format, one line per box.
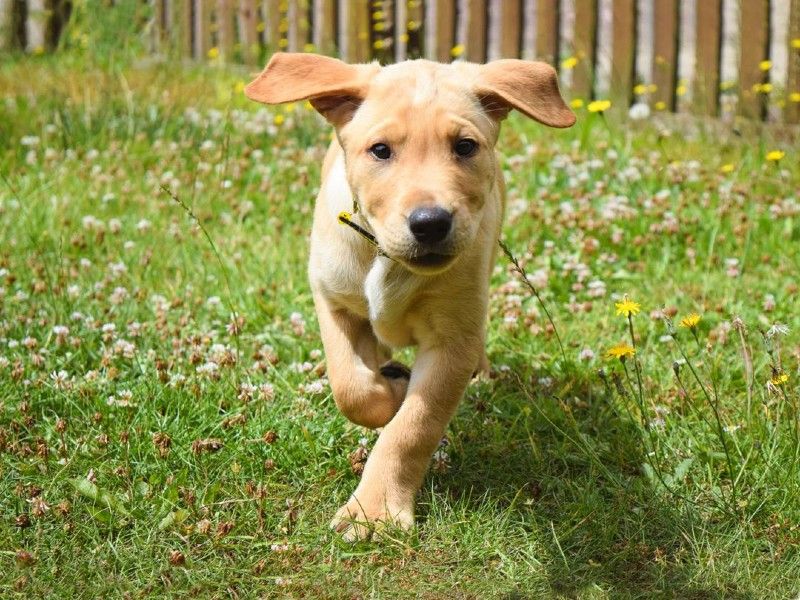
[2, 1, 800, 123]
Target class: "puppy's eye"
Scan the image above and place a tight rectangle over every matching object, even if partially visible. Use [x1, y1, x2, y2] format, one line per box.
[454, 138, 478, 157]
[369, 143, 392, 160]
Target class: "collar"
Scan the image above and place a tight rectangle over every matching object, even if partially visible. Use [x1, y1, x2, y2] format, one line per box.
[337, 196, 395, 261]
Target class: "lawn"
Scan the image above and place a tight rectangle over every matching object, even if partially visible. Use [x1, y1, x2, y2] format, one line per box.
[1, 53, 799, 598]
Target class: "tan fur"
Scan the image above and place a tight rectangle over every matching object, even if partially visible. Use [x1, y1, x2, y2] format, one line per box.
[246, 53, 574, 540]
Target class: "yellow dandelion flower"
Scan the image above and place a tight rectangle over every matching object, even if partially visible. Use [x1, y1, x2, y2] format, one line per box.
[273, 114, 285, 126]
[234, 80, 245, 94]
[720, 163, 734, 174]
[770, 373, 789, 386]
[373, 22, 386, 32]
[759, 59, 772, 71]
[676, 84, 687, 96]
[372, 11, 384, 20]
[789, 92, 800, 103]
[720, 81, 735, 91]
[753, 82, 773, 94]
[615, 297, 641, 317]
[570, 98, 584, 109]
[647, 83, 658, 93]
[284, 102, 296, 113]
[793, 38, 800, 49]
[654, 101, 666, 111]
[633, 83, 647, 96]
[766, 150, 785, 162]
[304, 101, 314, 111]
[373, 39, 385, 50]
[303, 43, 316, 52]
[587, 99, 611, 113]
[256, 21, 265, 32]
[207, 46, 220, 60]
[399, 33, 409, 43]
[561, 56, 579, 70]
[679, 313, 701, 329]
[450, 44, 465, 58]
[606, 344, 635, 360]
[278, 38, 288, 48]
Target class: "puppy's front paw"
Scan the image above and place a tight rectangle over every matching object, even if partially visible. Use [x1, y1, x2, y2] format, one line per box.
[330, 495, 414, 542]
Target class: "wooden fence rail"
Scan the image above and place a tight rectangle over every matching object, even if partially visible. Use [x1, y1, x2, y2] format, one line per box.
[2, 0, 800, 123]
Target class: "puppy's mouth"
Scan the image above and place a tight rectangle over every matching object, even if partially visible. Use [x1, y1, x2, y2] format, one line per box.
[408, 252, 453, 268]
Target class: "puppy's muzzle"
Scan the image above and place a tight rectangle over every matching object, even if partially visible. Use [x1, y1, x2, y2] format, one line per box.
[408, 206, 452, 244]
[406, 206, 455, 270]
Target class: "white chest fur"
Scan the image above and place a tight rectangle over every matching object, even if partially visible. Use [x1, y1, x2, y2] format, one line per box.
[364, 257, 422, 327]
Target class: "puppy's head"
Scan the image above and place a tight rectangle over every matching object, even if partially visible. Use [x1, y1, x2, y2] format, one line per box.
[246, 53, 574, 274]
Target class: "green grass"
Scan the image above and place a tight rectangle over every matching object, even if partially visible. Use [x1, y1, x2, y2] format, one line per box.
[1, 55, 799, 598]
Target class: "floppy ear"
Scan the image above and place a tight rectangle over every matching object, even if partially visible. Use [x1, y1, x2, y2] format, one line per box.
[245, 52, 378, 127]
[474, 59, 576, 128]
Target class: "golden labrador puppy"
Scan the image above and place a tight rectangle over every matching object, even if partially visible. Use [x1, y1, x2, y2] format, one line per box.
[245, 53, 574, 540]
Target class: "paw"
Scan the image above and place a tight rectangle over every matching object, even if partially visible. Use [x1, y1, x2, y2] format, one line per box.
[330, 495, 414, 542]
[379, 361, 411, 380]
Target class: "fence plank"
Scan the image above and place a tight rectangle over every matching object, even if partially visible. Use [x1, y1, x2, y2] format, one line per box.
[194, 0, 213, 58]
[395, 0, 408, 60]
[738, 0, 769, 120]
[312, 0, 335, 53]
[693, 0, 720, 116]
[217, 0, 235, 59]
[786, 0, 800, 124]
[262, 0, 280, 52]
[652, 0, 679, 111]
[288, 0, 310, 52]
[572, 0, 597, 99]
[498, 0, 520, 59]
[610, 0, 635, 103]
[238, 0, 259, 63]
[340, 0, 369, 62]
[0, 0, 13, 51]
[465, 0, 486, 62]
[436, 0, 455, 61]
[536, 0, 558, 64]
[26, 0, 50, 52]
[167, 0, 193, 57]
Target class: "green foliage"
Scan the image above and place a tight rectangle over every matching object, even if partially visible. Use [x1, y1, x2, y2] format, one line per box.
[0, 59, 799, 598]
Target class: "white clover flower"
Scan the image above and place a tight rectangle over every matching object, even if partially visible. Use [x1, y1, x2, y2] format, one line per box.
[628, 103, 650, 121]
[766, 323, 789, 338]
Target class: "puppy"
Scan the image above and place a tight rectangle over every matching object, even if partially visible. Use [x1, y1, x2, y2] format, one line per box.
[245, 53, 574, 540]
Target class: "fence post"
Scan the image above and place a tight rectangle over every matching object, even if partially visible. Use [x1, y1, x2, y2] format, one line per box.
[693, 0, 720, 116]
[738, 0, 769, 120]
[312, 0, 335, 54]
[0, 0, 15, 51]
[498, 0, 521, 59]
[610, 0, 635, 106]
[172, 0, 193, 58]
[786, 0, 800, 124]
[536, 0, 558, 64]
[26, 0, 51, 53]
[572, 0, 597, 100]
[238, 0, 259, 63]
[464, 0, 487, 63]
[194, 0, 213, 59]
[652, 0, 679, 111]
[436, 0, 455, 62]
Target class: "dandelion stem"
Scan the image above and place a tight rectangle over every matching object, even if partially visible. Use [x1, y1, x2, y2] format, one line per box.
[161, 185, 242, 377]
[499, 240, 567, 364]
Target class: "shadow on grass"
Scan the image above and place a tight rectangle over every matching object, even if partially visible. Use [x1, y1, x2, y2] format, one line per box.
[427, 372, 753, 599]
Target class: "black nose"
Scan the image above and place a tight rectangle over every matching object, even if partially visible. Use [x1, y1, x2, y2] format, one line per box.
[408, 207, 452, 244]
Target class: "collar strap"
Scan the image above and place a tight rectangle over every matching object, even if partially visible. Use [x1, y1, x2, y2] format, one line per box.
[337, 211, 394, 261]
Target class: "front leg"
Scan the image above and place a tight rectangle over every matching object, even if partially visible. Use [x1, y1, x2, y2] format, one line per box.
[314, 292, 409, 429]
[331, 340, 479, 541]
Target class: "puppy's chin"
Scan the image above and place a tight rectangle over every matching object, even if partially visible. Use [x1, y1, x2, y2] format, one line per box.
[400, 252, 458, 275]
